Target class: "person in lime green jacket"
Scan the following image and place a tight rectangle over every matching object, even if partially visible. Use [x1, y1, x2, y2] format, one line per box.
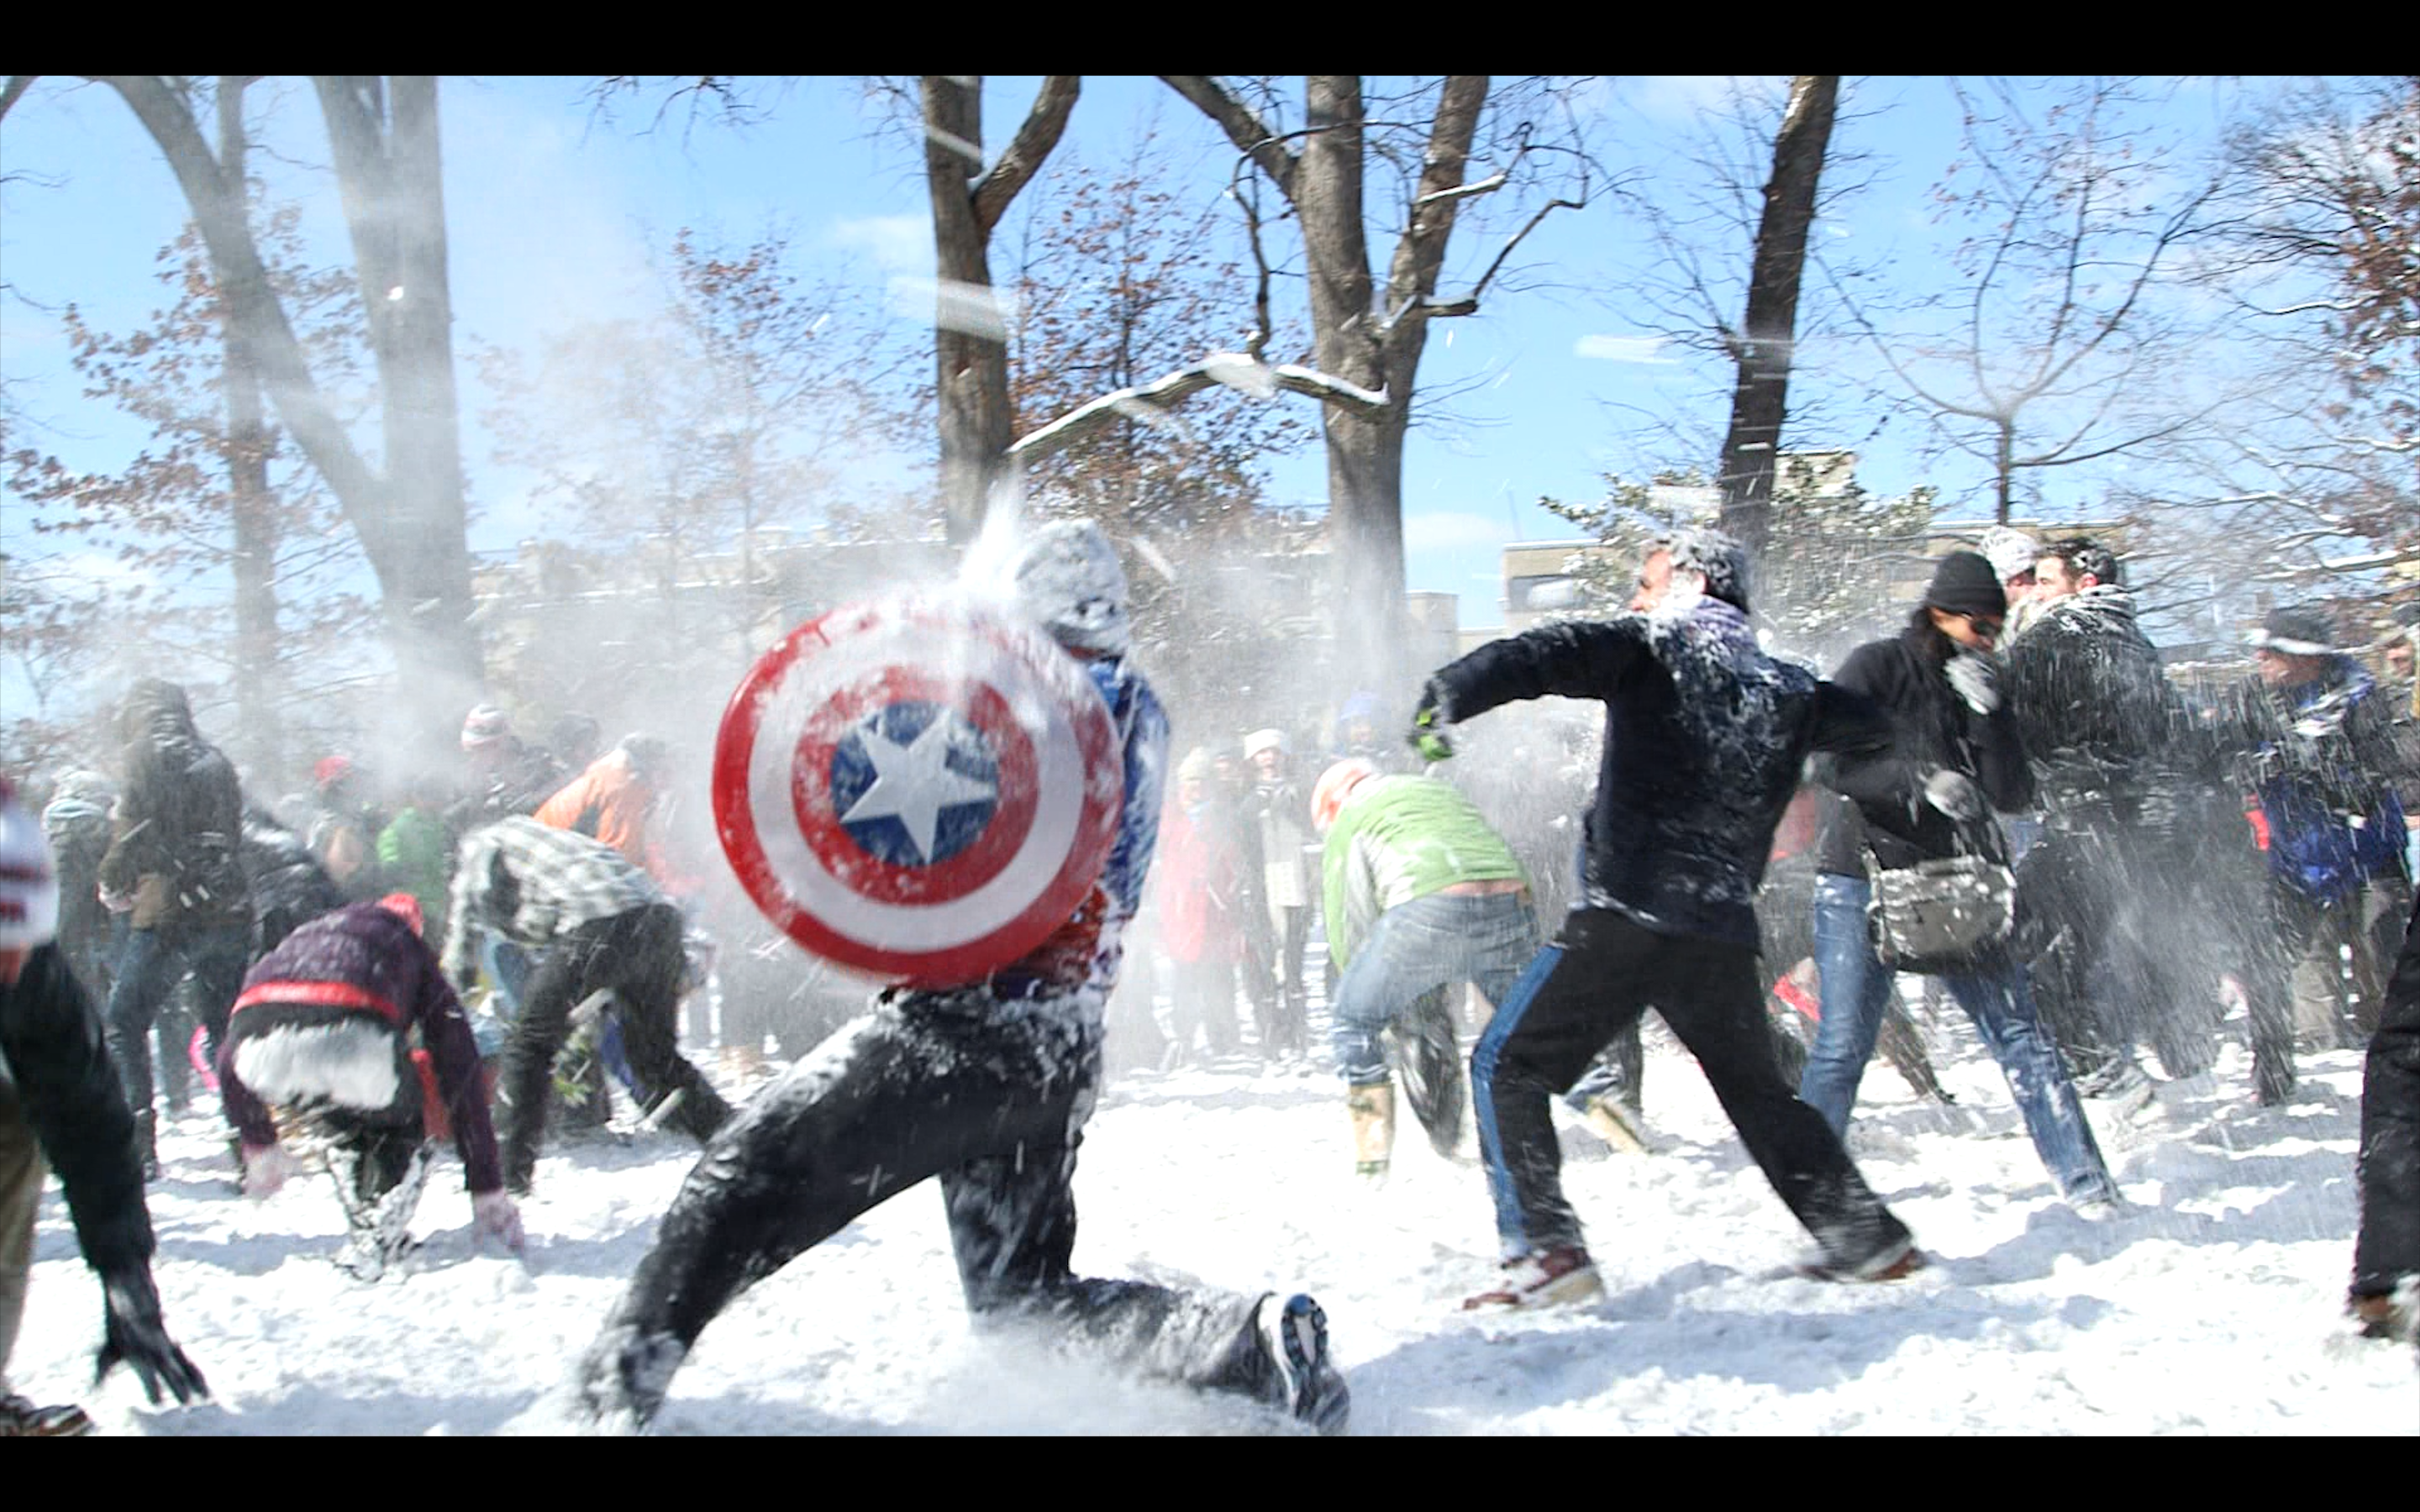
[1312, 759, 1539, 1180]
[376, 774, 454, 954]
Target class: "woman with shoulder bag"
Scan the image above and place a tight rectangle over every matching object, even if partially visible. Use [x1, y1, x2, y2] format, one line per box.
[1802, 552, 2119, 1215]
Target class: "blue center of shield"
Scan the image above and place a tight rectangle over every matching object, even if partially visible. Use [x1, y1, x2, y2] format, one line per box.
[829, 701, 1001, 867]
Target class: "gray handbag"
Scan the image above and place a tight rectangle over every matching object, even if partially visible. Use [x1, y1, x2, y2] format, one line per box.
[1864, 849, 2015, 974]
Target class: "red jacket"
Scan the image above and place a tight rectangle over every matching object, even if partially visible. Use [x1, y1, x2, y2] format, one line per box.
[1154, 801, 1246, 965]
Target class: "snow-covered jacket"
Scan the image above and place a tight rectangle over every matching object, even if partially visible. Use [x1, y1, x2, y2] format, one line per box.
[41, 772, 118, 985]
[2207, 655, 2420, 900]
[219, 902, 502, 1194]
[1321, 774, 1528, 969]
[1817, 622, 2034, 876]
[97, 680, 250, 931]
[239, 806, 350, 960]
[2003, 585, 2184, 815]
[1424, 597, 1893, 950]
[990, 654, 1168, 1000]
[1, 944, 154, 1277]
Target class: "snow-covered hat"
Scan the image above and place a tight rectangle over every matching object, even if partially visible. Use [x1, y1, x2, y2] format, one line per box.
[1656, 526, 1751, 612]
[1244, 728, 1287, 759]
[1010, 519, 1130, 657]
[1176, 747, 1215, 784]
[2248, 607, 2337, 658]
[1977, 527, 2039, 583]
[0, 781, 60, 953]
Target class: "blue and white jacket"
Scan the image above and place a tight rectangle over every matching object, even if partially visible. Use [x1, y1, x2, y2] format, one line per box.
[990, 654, 1170, 1000]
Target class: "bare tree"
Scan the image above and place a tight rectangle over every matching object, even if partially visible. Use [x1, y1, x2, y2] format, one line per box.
[1713, 76, 1839, 559]
[1160, 75, 1586, 691]
[919, 75, 1081, 543]
[1827, 77, 2229, 524]
[7, 75, 486, 734]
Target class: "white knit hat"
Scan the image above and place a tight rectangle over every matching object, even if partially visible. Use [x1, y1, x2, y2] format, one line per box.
[1977, 527, 2040, 583]
[1243, 728, 1287, 759]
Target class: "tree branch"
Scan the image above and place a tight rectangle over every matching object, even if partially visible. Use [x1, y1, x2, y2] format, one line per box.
[971, 75, 1080, 236]
[1008, 352, 1385, 465]
[1161, 74, 1297, 200]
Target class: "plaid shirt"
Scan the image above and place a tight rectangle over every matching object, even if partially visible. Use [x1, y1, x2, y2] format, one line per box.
[441, 816, 666, 984]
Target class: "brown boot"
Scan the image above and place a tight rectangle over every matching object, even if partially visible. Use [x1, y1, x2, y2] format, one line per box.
[1348, 1083, 1395, 1179]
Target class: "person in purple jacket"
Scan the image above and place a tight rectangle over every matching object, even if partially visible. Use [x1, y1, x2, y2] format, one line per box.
[217, 892, 522, 1280]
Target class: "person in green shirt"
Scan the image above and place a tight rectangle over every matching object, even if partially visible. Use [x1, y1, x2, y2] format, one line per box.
[376, 774, 454, 954]
[1312, 759, 1539, 1181]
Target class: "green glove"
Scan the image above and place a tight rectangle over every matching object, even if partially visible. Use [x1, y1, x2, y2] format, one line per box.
[1409, 705, 1455, 764]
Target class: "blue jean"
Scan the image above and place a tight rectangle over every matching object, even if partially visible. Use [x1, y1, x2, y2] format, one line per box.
[1330, 891, 1539, 1084]
[104, 921, 252, 1124]
[1802, 873, 2114, 1204]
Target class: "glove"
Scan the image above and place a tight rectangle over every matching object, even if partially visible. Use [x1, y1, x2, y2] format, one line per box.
[239, 1141, 295, 1200]
[1409, 684, 1456, 764]
[1922, 768, 1986, 822]
[1944, 653, 2000, 716]
[471, 1189, 525, 1252]
[95, 1268, 209, 1408]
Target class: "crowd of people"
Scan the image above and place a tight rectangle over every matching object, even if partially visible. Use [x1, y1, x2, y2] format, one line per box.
[2, 515, 2415, 1436]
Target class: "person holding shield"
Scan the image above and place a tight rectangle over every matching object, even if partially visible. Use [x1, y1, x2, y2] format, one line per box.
[561, 519, 1349, 1436]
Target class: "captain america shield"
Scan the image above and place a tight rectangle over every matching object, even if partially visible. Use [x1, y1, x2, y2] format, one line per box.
[713, 594, 1123, 984]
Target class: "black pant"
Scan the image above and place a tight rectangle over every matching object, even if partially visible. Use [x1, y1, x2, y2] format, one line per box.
[2354, 894, 2420, 1300]
[499, 905, 732, 1191]
[1474, 907, 1910, 1269]
[1243, 908, 1311, 1058]
[579, 985, 1286, 1425]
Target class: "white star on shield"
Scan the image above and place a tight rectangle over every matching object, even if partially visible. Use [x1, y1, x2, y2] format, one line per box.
[839, 711, 999, 864]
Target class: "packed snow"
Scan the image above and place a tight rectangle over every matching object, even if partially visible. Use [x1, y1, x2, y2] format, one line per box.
[13, 990, 2419, 1435]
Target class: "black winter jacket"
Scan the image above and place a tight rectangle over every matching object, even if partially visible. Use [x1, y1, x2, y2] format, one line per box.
[2002, 585, 2184, 816]
[1817, 623, 2034, 877]
[0, 945, 155, 1276]
[1426, 598, 1894, 949]
[97, 680, 250, 931]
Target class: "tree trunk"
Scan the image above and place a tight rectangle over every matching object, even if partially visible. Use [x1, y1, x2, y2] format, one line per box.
[1996, 418, 2015, 524]
[1716, 75, 1839, 565]
[923, 76, 1013, 546]
[217, 77, 284, 781]
[317, 75, 482, 729]
[100, 76, 483, 755]
[1293, 77, 1402, 695]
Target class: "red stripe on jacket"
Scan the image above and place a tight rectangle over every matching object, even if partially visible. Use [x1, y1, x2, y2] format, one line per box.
[230, 979, 406, 1026]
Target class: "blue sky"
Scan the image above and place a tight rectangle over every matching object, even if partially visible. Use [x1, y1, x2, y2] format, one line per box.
[2, 75, 2275, 642]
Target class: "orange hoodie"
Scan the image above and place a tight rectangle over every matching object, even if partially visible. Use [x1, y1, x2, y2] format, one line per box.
[534, 750, 660, 873]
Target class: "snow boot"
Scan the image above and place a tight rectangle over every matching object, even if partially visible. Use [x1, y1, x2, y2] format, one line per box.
[1347, 1082, 1395, 1180]
[330, 1138, 435, 1282]
[1462, 1246, 1604, 1311]
[1256, 1293, 1349, 1436]
[1581, 1094, 1650, 1156]
[1799, 1236, 1927, 1284]
[0, 1394, 96, 1436]
[2350, 1282, 2418, 1345]
[1394, 995, 1465, 1159]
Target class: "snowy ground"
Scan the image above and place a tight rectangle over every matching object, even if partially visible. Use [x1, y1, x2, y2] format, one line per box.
[14, 994, 2420, 1435]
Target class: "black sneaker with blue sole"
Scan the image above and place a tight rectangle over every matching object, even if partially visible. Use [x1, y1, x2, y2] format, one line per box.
[1262, 1293, 1349, 1436]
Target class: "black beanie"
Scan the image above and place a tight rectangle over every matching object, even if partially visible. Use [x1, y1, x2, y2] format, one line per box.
[1923, 551, 2007, 619]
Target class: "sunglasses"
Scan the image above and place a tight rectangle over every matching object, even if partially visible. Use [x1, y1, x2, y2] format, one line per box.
[1960, 614, 2005, 638]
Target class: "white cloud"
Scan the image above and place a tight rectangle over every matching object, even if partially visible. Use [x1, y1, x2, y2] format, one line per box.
[831, 213, 933, 275]
[1404, 512, 1513, 553]
[1574, 334, 1676, 365]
